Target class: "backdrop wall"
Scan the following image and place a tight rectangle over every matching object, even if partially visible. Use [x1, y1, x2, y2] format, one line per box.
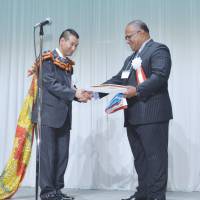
[0, 0, 200, 191]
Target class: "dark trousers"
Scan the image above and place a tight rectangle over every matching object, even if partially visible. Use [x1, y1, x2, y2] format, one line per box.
[39, 122, 70, 196]
[127, 121, 169, 200]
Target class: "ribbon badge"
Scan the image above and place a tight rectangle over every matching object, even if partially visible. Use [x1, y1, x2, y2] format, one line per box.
[131, 57, 147, 84]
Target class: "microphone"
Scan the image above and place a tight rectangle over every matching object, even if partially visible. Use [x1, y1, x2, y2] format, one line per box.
[34, 18, 52, 28]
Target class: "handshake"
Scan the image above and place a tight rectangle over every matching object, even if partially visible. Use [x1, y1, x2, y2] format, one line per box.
[75, 89, 93, 103]
[74, 85, 138, 103]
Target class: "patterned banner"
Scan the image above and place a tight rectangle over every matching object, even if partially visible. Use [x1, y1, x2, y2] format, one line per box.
[0, 76, 37, 199]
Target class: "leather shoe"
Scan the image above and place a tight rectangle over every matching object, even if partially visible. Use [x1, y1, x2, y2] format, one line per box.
[148, 197, 166, 200]
[148, 199, 162, 200]
[56, 190, 74, 200]
[41, 191, 62, 200]
[121, 194, 147, 200]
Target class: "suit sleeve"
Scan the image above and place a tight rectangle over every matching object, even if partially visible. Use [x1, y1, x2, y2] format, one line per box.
[41, 60, 76, 102]
[99, 56, 131, 98]
[136, 45, 171, 99]
[104, 56, 131, 85]
[103, 69, 124, 85]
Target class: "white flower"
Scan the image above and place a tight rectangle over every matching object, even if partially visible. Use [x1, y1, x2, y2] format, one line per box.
[131, 57, 142, 70]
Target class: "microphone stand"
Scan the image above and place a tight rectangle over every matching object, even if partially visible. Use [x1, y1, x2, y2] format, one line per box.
[35, 25, 44, 200]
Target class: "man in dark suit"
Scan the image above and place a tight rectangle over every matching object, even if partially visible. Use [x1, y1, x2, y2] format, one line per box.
[32, 29, 91, 200]
[103, 20, 172, 200]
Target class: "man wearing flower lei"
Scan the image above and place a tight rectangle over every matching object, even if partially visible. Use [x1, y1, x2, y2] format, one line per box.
[31, 29, 92, 200]
[0, 29, 91, 200]
[103, 20, 173, 200]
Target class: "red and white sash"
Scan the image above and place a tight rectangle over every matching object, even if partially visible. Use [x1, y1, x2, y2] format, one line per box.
[131, 57, 147, 84]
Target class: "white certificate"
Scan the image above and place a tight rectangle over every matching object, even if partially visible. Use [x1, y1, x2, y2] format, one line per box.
[88, 84, 127, 94]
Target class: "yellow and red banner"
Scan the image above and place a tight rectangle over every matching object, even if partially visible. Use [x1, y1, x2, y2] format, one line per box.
[0, 76, 37, 199]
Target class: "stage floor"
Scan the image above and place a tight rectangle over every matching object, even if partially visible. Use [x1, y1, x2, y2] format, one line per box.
[12, 187, 200, 200]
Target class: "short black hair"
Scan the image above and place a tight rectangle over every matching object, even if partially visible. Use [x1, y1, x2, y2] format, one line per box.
[128, 20, 149, 33]
[59, 29, 79, 42]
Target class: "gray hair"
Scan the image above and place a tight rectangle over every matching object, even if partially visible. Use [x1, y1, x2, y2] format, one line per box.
[127, 20, 149, 33]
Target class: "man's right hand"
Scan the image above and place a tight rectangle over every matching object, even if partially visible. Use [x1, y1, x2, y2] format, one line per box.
[75, 89, 92, 103]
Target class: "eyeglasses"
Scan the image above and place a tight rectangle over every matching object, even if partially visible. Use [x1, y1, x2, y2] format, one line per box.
[125, 31, 140, 40]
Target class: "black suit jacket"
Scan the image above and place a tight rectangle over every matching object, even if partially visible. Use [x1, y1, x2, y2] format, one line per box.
[104, 39, 173, 126]
[32, 60, 76, 128]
